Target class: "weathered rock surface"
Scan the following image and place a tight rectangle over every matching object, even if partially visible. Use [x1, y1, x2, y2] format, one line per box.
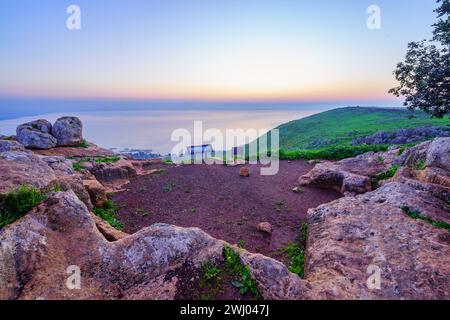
[298, 148, 401, 195]
[0, 141, 92, 210]
[0, 191, 308, 300]
[0, 148, 57, 195]
[352, 126, 450, 146]
[83, 179, 108, 207]
[425, 138, 450, 171]
[306, 182, 450, 299]
[52, 117, 83, 147]
[257, 222, 272, 235]
[41, 156, 93, 211]
[0, 140, 26, 153]
[34, 142, 114, 158]
[16, 120, 57, 149]
[300, 137, 450, 299]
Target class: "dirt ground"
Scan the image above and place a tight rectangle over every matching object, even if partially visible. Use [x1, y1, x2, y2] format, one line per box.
[113, 160, 341, 264]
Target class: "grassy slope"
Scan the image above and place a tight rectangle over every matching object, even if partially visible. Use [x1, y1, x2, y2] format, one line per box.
[276, 107, 449, 150]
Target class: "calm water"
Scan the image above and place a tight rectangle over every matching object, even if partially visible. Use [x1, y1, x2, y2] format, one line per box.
[0, 109, 325, 153]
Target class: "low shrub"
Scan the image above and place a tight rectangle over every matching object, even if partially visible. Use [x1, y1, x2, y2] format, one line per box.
[93, 199, 124, 230]
[373, 164, 400, 187]
[223, 246, 260, 298]
[0, 185, 47, 229]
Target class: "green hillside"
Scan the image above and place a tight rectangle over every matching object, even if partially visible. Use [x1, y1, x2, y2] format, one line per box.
[277, 107, 449, 150]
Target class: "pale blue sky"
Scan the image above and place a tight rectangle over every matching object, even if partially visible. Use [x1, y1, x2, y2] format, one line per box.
[0, 0, 438, 103]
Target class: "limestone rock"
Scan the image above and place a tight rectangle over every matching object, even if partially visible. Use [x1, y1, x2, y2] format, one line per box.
[0, 149, 57, 195]
[305, 182, 450, 300]
[52, 117, 83, 147]
[299, 162, 372, 195]
[239, 167, 250, 177]
[425, 138, 450, 171]
[88, 160, 137, 190]
[40, 156, 93, 211]
[83, 179, 108, 207]
[298, 148, 400, 195]
[16, 120, 57, 149]
[257, 222, 272, 235]
[0, 140, 25, 153]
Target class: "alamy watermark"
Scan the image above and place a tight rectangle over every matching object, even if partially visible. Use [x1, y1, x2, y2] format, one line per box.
[66, 5, 81, 30]
[366, 264, 381, 290]
[66, 265, 81, 290]
[367, 5, 381, 30]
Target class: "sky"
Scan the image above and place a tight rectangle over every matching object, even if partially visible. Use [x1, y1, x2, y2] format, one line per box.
[0, 0, 438, 105]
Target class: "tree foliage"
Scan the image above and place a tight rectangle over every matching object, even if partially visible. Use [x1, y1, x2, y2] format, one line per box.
[390, 0, 449, 118]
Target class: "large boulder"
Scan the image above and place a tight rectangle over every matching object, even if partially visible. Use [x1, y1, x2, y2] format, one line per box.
[16, 120, 57, 149]
[0, 149, 58, 195]
[425, 138, 450, 171]
[52, 117, 83, 147]
[305, 182, 450, 300]
[298, 148, 400, 196]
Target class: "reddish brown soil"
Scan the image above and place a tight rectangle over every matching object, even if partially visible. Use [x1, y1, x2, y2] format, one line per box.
[113, 161, 341, 264]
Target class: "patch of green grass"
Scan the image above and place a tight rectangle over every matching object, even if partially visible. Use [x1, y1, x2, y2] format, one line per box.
[0, 211, 17, 229]
[281, 223, 308, 278]
[202, 261, 222, 281]
[164, 159, 173, 165]
[273, 107, 450, 150]
[282, 243, 305, 278]
[154, 168, 167, 175]
[397, 147, 406, 156]
[300, 222, 308, 244]
[197, 260, 223, 300]
[373, 164, 400, 187]
[223, 245, 260, 299]
[136, 208, 150, 217]
[138, 187, 146, 193]
[77, 139, 89, 148]
[163, 182, 175, 193]
[94, 155, 121, 163]
[237, 239, 245, 249]
[376, 156, 385, 164]
[93, 199, 124, 230]
[0, 185, 47, 229]
[401, 206, 450, 232]
[278, 144, 390, 161]
[411, 159, 426, 171]
[72, 162, 85, 171]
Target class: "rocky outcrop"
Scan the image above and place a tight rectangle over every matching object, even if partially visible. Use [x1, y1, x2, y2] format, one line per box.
[0, 147, 58, 195]
[352, 126, 450, 146]
[305, 182, 449, 299]
[0, 191, 309, 300]
[300, 137, 450, 299]
[52, 117, 83, 147]
[16, 120, 57, 149]
[425, 138, 450, 171]
[41, 156, 93, 211]
[299, 148, 400, 195]
[83, 179, 108, 207]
